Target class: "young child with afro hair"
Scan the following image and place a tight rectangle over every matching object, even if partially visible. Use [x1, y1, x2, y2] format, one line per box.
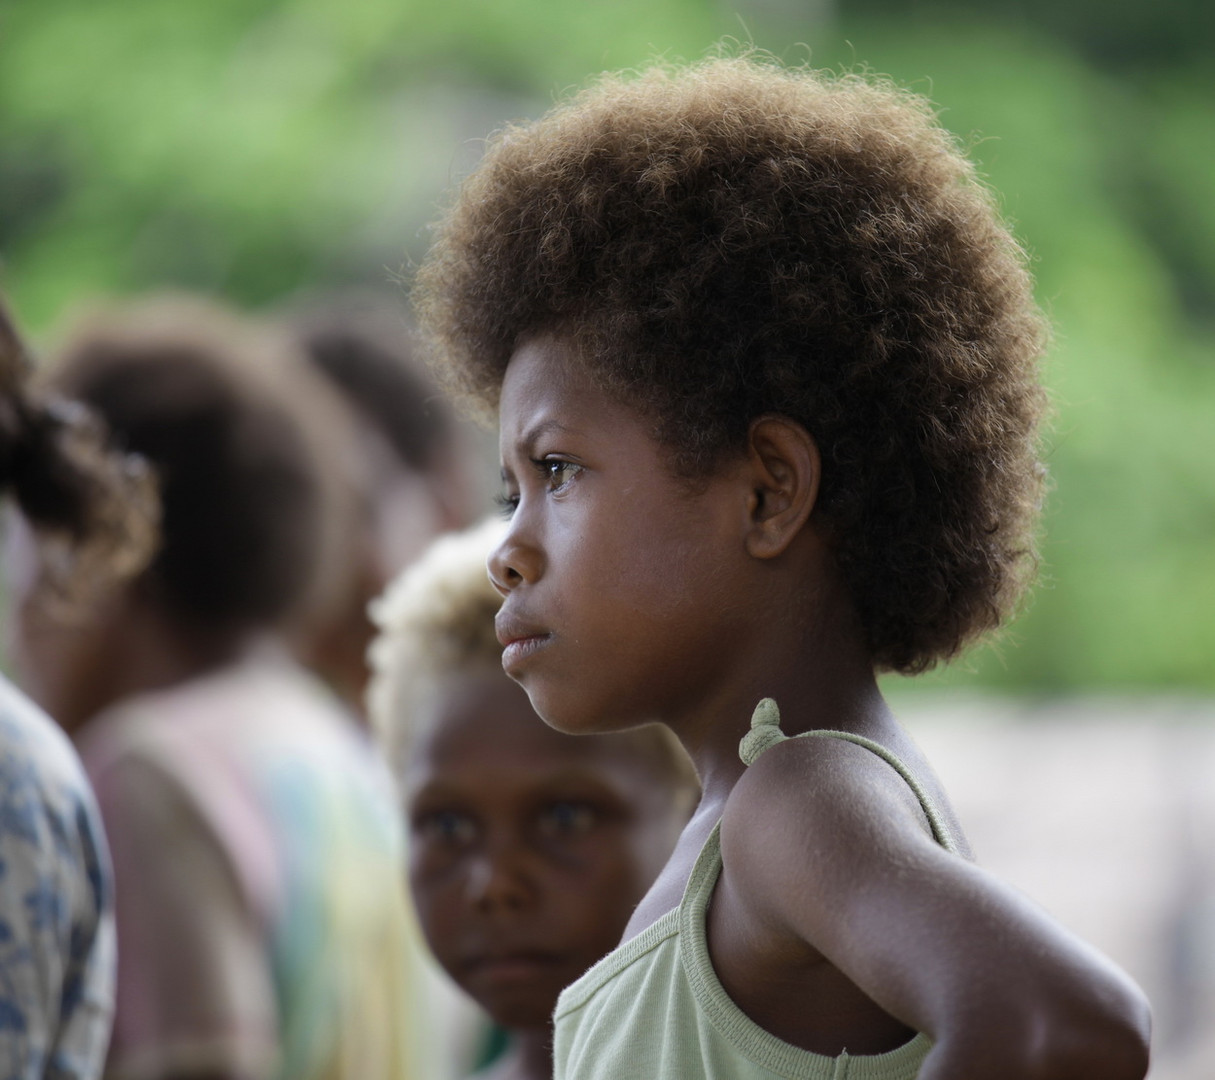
[414, 55, 1152, 1080]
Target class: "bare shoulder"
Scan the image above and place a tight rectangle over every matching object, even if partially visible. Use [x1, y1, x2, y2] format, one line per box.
[720, 732, 946, 919]
[715, 732, 1152, 1079]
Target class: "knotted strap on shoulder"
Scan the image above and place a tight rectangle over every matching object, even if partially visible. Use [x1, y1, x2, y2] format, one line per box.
[739, 697, 787, 766]
[736, 696, 958, 852]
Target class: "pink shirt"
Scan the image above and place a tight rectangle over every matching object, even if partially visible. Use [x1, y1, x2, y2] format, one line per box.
[79, 652, 418, 1080]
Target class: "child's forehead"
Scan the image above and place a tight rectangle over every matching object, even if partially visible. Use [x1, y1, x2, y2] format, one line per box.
[498, 338, 608, 426]
[496, 336, 668, 459]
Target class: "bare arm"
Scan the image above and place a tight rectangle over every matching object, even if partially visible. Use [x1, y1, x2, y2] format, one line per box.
[718, 736, 1152, 1080]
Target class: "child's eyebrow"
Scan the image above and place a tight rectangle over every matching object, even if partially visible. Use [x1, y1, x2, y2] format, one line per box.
[516, 419, 577, 454]
[500, 419, 582, 479]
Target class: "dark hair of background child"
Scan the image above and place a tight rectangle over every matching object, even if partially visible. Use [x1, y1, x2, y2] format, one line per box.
[295, 310, 455, 475]
[45, 299, 344, 638]
[0, 295, 156, 601]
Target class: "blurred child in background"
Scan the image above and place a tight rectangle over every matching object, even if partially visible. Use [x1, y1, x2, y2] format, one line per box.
[288, 296, 481, 720]
[0, 294, 156, 1079]
[7, 296, 419, 1080]
[368, 520, 699, 1080]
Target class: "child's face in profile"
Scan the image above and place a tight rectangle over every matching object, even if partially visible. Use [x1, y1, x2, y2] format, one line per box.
[490, 335, 751, 736]
[406, 667, 683, 1030]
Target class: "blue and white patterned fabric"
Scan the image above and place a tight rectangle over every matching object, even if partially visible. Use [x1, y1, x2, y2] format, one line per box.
[0, 675, 114, 1080]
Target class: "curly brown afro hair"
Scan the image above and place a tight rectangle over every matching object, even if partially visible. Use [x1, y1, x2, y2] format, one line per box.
[414, 56, 1049, 674]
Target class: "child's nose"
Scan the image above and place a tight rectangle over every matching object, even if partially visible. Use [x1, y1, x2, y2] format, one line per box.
[486, 528, 542, 596]
[466, 843, 536, 912]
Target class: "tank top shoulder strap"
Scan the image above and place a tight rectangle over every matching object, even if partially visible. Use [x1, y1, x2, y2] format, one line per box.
[739, 697, 959, 854]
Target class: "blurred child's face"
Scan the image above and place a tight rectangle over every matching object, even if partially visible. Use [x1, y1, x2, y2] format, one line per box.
[407, 668, 684, 1030]
[489, 335, 752, 734]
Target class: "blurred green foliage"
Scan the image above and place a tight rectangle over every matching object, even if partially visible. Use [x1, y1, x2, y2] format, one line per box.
[0, 0, 1211, 690]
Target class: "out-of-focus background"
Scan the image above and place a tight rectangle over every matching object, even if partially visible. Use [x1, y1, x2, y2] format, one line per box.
[1, 0, 1211, 1075]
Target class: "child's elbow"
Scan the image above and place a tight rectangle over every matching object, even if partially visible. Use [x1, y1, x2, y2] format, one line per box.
[931, 975, 1152, 1080]
[1043, 978, 1152, 1080]
[1021, 975, 1152, 1080]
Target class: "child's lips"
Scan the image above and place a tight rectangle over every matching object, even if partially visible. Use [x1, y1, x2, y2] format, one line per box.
[495, 610, 552, 670]
[462, 949, 564, 986]
[501, 633, 551, 671]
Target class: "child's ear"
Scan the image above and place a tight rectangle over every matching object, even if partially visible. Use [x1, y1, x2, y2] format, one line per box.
[742, 416, 820, 560]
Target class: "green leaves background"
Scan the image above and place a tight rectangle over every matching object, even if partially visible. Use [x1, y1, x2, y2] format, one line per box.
[1, 0, 1211, 690]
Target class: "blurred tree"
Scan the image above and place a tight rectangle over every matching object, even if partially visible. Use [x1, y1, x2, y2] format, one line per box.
[841, 0, 1215, 70]
[0, 0, 1210, 690]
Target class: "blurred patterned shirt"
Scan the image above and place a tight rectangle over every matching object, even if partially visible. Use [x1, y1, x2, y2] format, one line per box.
[0, 675, 115, 1080]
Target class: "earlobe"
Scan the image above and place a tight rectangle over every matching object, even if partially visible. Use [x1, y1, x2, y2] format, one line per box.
[743, 416, 820, 560]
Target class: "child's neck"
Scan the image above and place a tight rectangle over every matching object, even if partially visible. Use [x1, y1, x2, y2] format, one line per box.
[671, 560, 887, 807]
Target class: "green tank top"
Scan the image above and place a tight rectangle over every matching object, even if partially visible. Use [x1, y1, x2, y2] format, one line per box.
[553, 698, 959, 1080]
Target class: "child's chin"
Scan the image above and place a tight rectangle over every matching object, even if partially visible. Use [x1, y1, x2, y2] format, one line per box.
[539, 704, 649, 742]
[519, 686, 595, 735]
[534, 705, 601, 737]
[522, 679, 650, 736]
[529, 695, 621, 737]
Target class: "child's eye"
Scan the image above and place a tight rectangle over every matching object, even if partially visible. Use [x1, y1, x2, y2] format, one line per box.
[537, 800, 597, 838]
[534, 458, 582, 491]
[414, 809, 479, 847]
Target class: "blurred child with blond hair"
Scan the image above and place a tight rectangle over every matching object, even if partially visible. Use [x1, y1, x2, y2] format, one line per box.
[369, 520, 698, 1080]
